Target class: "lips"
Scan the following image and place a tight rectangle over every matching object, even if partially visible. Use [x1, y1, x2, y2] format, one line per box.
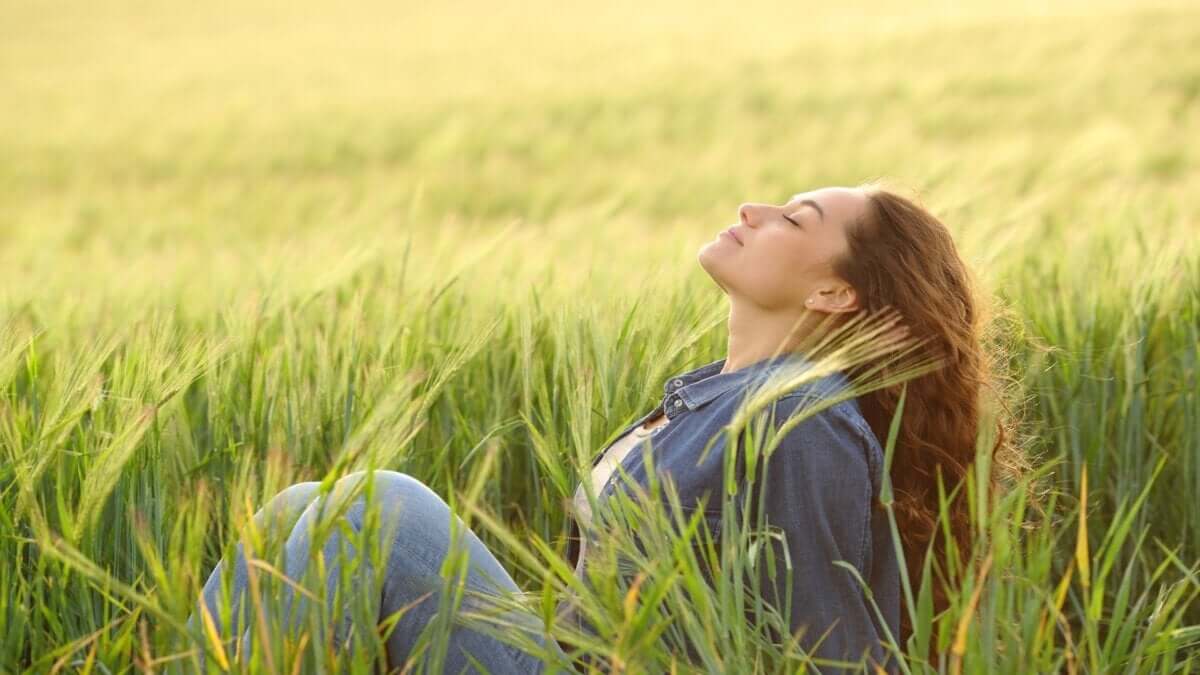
[724, 227, 743, 245]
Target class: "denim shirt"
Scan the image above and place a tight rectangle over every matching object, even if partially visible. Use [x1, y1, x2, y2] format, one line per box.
[563, 352, 902, 673]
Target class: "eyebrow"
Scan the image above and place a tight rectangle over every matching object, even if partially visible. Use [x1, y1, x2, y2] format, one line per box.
[789, 195, 825, 222]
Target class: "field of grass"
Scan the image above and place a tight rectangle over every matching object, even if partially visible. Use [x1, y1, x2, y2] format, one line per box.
[2, 0, 1199, 671]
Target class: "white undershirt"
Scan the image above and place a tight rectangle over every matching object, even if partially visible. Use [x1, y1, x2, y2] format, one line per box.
[570, 414, 669, 577]
[555, 412, 671, 626]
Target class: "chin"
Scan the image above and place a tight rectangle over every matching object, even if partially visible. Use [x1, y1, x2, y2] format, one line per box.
[696, 252, 733, 294]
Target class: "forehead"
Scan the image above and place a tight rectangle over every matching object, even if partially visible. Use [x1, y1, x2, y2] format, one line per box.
[787, 187, 868, 228]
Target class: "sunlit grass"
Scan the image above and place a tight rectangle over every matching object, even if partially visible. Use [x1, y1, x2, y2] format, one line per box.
[1, 0, 1198, 671]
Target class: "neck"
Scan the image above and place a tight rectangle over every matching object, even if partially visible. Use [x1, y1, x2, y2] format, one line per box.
[721, 300, 817, 374]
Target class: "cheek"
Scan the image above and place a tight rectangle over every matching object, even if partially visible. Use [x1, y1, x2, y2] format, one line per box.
[744, 234, 840, 296]
[760, 234, 819, 275]
[742, 242, 811, 304]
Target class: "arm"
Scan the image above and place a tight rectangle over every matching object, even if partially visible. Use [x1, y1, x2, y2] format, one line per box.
[738, 396, 888, 669]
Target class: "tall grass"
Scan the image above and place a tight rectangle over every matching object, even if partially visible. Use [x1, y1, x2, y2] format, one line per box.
[1, 0, 1198, 671]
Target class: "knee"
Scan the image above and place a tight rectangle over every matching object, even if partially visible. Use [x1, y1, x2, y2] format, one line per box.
[273, 480, 322, 509]
[243, 480, 321, 544]
[330, 470, 446, 524]
[333, 469, 435, 503]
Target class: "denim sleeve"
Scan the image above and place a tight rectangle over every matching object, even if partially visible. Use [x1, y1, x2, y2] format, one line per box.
[739, 395, 886, 669]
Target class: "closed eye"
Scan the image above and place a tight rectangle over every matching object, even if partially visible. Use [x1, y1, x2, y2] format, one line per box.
[782, 213, 802, 228]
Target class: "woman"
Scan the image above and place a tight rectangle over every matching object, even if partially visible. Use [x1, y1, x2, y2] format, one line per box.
[186, 183, 1025, 673]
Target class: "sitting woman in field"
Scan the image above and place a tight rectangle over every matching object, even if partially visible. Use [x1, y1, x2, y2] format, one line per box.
[185, 182, 1024, 673]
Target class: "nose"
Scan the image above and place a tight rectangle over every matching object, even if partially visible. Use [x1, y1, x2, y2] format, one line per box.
[738, 203, 762, 227]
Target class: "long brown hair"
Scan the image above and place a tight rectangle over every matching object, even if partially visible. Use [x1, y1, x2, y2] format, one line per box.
[831, 181, 1039, 657]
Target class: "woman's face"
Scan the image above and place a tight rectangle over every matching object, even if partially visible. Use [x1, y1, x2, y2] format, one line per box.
[697, 186, 869, 313]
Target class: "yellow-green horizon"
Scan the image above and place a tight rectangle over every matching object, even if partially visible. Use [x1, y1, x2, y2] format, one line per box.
[1, 1, 1197, 671]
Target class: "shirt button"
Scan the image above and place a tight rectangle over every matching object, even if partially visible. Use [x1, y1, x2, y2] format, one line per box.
[672, 379, 683, 388]
[673, 399, 683, 408]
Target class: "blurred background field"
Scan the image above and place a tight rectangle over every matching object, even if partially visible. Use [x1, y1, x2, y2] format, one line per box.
[2, 0, 1199, 671]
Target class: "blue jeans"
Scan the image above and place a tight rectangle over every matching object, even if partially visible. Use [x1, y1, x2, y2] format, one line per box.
[185, 470, 571, 673]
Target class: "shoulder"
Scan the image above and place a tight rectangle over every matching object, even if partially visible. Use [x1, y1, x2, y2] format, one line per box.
[762, 368, 876, 440]
[768, 386, 884, 495]
[775, 389, 875, 442]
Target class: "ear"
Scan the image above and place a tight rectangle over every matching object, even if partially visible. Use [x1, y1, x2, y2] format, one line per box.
[812, 283, 858, 314]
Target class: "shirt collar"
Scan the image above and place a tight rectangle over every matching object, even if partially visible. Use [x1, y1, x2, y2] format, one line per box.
[659, 351, 837, 419]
